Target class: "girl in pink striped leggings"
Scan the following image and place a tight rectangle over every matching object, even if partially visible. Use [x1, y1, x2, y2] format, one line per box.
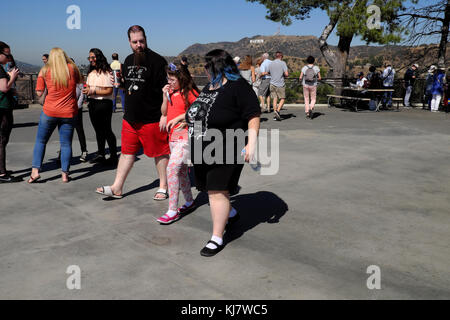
[157, 62, 199, 224]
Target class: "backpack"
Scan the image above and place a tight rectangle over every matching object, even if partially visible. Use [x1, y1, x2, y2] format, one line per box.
[304, 66, 317, 85]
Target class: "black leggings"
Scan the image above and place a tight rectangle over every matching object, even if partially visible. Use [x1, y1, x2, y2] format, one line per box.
[74, 109, 87, 153]
[88, 99, 117, 158]
[0, 108, 13, 175]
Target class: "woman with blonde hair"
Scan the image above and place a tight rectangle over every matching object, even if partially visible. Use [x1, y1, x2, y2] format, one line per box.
[28, 47, 81, 183]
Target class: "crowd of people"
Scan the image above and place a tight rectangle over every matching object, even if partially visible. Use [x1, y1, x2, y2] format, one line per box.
[0, 26, 262, 257]
[353, 62, 448, 112]
[1, 28, 449, 256]
[236, 51, 321, 120]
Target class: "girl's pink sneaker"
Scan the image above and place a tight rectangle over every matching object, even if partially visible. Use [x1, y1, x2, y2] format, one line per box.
[156, 213, 181, 224]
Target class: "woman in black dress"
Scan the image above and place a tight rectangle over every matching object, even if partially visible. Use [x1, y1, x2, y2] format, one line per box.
[186, 49, 261, 256]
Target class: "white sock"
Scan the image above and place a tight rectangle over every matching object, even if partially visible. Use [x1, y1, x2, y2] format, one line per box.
[229, 207, 237, 218]
[206, 235, 223, 250]
[166, 209, 178, 218]
[184, 200, 193, 207]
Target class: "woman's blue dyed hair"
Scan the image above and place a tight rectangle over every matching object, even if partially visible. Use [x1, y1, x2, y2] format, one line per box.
[205, 49, 241, 87]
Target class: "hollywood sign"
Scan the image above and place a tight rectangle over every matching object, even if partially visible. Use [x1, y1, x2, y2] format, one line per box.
[250, 39, 264, 44]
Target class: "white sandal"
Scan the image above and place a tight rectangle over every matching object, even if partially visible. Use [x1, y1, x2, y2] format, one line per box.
[153, 188, 168, 201]
[95, 186, 123, 199]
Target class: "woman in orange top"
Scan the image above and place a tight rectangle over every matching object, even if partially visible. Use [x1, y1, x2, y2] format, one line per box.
[29, 47, 81, 183]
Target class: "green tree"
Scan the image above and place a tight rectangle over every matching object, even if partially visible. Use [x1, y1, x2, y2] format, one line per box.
[247, 0, 408, 90]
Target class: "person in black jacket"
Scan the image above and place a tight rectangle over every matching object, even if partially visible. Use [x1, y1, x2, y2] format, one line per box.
[366, 66, 382, 111]
[0, 42, 19, 183]
[404, 63, 418, 108]
[180, 56, 190, 76]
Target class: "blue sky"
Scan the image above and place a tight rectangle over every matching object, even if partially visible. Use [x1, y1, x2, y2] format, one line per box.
[0, 0, 440, 66]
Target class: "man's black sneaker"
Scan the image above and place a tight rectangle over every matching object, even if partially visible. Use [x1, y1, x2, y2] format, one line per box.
[80, 151, 88, 162]
[89, 154, 106, 164]
[0, 174, 18, 183]
[308, 109, 313, 119]
[104, 157, 119, 166]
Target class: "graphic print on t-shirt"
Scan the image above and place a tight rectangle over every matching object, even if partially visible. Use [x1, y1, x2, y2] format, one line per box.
[187, 91, 219, 140]
[125, 65, 148, 94]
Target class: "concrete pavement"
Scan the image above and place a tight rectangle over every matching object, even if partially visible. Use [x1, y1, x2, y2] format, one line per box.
[0, 104, 449, 299]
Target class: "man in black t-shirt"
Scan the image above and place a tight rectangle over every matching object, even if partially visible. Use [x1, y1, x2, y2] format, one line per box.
[96, 26, 170, 200]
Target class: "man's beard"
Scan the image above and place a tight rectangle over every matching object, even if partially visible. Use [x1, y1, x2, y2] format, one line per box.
[133, 48, 146, 67]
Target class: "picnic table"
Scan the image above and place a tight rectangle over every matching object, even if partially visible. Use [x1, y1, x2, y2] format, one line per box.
[327, 87, 396, 112]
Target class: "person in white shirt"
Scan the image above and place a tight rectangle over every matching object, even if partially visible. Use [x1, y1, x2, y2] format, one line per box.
[299, 55, 321, 119]
[381, 63, 395, 108]
[356, 72, 367, 88]
[110, 53, 125, 113]
[258, 53, 272, 112]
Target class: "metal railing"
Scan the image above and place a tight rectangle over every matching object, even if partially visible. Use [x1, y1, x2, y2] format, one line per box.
[13, 74, 426, 107]
[192, 76, 427, 105]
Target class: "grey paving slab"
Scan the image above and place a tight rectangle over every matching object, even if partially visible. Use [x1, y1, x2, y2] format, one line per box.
[0, 104, 449, 299]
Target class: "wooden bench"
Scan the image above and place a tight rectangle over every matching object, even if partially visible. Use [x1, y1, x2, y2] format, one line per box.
[327, 94, 371, 112]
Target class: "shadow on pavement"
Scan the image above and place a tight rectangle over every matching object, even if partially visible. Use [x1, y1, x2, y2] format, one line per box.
[280, 113, 296, 120]
[310, 112, 325, 119]
[120, 178, 160, 199]
[13, 122, 39, 128]
[223, 191, 288, 245]
[185, 185, 243, 213]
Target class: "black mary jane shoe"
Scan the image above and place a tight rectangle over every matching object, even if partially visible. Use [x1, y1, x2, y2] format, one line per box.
[200, 240, 224, 257]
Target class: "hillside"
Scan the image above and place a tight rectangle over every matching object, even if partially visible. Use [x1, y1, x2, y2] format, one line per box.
[15, 61, 41, 73]
[14, 35, 448, 78]
[179, 35, 448, 77]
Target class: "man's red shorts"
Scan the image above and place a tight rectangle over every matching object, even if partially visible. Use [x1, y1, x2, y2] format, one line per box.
[121, 120, 170, 157]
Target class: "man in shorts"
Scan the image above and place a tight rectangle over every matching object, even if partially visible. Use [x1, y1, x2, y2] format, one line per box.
[96, 25, 170, 200]
[268, 51, 288, 121]
[258, 53, 272, 113]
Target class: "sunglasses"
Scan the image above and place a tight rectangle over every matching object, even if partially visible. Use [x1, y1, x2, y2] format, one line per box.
[87, 56, 96, 61]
